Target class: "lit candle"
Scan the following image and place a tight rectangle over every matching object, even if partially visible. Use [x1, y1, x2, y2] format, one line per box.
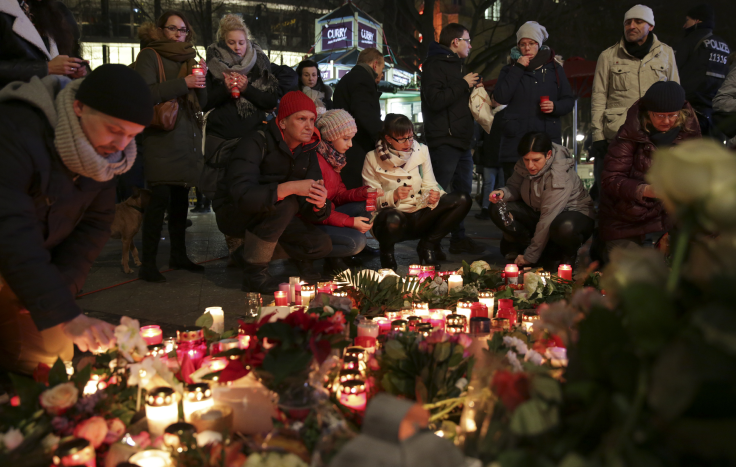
[339, 380, 367, 411]
[385, 310, 402, 321]
[53, 438, 95, 467]
[471, 302, 489, 319]
[377, 268, 395, 280]
[521, 313, 539, 333]
[128, 449, 173, 467]
[344, 346, 367, 362]
[274, 291, 288, 306]
[145, 387, 179, 438]
[428, 312, 444, 328]
[478, 291, 495, 313]
[445, 313, 467, 329]
[408, 264, 422, 276]
[456, 302, 472, 329]
[505, 264, 519, 285]
[391, 319, 408, 332]
[356, 321, 379, 338]
[406, 316, 422, 331]
[289, 277, 300, 304]
[558, 264, 573, 281]
[446, 324, 464, 334]
[373, 317, 391, 335]
[210, 338, 239, 357]
[412, 302, 429, 318]
[205, 307, 225, 334]
[317, 281, 333, 294]
[190, 404, 234, 434]
[342, 356, 367, 373]
[540, 271, 551, 285]
[163, 337, 177, 354]
[448, 274, 463, 292]
[334, 290, 348, 298]
[416, 323, 433, 338]
[141, 325, 163, 346]
[338, 369, 363, 385]
[163, 422, 197, 453]
[83, 373, 105, 396]
[238, 334, 251, 349]
[300, 285, 315, 307]
[183, 383, 214, 422]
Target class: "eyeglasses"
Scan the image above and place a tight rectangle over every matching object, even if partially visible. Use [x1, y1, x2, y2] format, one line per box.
[456, 38, 471, 44]
[163, 25, 189, 35]
[650, 112, 679, 120]
[389, 134, 416, 144]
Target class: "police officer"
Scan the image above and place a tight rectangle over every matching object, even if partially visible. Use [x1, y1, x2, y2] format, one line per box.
[675, 4, 730, 137]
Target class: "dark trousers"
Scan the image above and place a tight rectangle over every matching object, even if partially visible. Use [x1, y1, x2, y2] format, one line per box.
[429, 145, 474, 241]
[501, 161, 517, 186]
[217, 196, 332, 263]
[316, 202, 368, 257]
[590, 141, 609, 202]
[490, 200, 595, 269]
[194, 188, 211, 208]
[372, 192, 472, 250]
[141, 184, 190, 267]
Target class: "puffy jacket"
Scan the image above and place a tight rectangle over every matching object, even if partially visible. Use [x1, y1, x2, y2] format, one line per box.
[592, 34, 680, 142]
[362, 141, 446, 214]
[315, 155, 368, 228]
[494, 49, 574, 162]
[420, 42, 474, 150]
[500, 143, 594, 263]
[213, 119, 330, 235]
[599, 100, 701, 241]
[0, 76, 115, 330]
[675, 27, 730, 112]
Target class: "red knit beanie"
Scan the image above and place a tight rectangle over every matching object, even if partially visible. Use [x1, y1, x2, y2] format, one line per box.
[278, 91, 317, 122]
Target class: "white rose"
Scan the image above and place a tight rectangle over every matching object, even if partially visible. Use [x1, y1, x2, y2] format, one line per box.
[2, 428, 23, 451]
[127, 357, 157, 388]
[545, 347, 568, 367]
[39, 382, 79, 415]
[114, 316, 149, 362]
[506, 350, 523, 372]
[455, 377, 469, 391]
[602, 246, 668, 296]
[470, 260, 491, 275]
[524, 272, 541, 295]
[524, 349, 544, 365]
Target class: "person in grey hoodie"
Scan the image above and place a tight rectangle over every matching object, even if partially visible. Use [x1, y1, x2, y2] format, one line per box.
[490, 131, 595, 270]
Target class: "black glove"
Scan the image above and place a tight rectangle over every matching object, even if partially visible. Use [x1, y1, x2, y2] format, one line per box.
[592, 140, 609, 155]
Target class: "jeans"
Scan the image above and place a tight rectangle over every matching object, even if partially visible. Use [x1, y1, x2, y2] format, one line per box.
[317, 202, 368, 257]
[481, 167, 504, 209]
[429, 145, 474, 241]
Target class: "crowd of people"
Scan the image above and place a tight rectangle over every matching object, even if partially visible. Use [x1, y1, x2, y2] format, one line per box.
[0, 1, 734, 372]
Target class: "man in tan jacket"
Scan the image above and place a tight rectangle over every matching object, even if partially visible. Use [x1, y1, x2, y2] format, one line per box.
[590, 4, 679, 197]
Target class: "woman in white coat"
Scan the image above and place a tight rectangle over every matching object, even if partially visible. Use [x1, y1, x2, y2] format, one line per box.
[362, 114, 472, 270]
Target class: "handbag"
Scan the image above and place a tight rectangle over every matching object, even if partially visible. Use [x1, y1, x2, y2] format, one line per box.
[140, 48, 179, 131]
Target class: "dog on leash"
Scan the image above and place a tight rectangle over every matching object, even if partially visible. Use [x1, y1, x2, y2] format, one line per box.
[110, 187, 152, 273]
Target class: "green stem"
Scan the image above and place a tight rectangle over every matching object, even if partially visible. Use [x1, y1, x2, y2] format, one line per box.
[667, 220, 694, 293]
[617, 364, 648, 451]
[423, 396, 466, 410]
[428, 399, 464, 422]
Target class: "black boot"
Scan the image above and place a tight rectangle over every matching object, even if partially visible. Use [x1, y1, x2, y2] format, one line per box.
[380, 245, 397, 271]
[170, 255, 205, 272]
[139, 264, 166, 282]
[355, 245, 381, 257]
[324, 257, 349, 276]
[417, 240, 441, 269]
[169, 221, 204, 272]
[140, 199, 166, 282]
[242, 262, 281, 294]
[435, 243, 447, 261]
[293, 259, 322, 281]
[475, 208, 491, 220]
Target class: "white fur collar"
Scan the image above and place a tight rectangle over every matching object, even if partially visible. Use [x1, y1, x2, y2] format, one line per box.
[0, 0, 57, 59]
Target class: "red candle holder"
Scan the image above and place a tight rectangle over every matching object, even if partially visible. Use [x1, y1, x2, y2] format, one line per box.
[141, 325, 163, 346]
[274, 291, 288, 306]
[558, 264, 573, 281]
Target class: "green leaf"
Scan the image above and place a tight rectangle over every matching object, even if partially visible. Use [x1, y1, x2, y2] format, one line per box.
[433, 342, 452, 362]
[647, 340, 699, 421]
[9, 372, 43, 412]
[384, 339, 408, 360]
[195, 312, 214, 329]
[510, 399, 559, 436]
[70, 364, 92, 393]
[258, 322, 295, 347]
[620, 283, 676, 354]
[221, 330, 237, 339]
[577, 308, 627, 378]
[262, 349, 312, 384]
[531, 375, 562, 402]
[48, 357, 69, 386]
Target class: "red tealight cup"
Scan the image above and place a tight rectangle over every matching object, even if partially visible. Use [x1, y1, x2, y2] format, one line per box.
[540, 96, 549, 103]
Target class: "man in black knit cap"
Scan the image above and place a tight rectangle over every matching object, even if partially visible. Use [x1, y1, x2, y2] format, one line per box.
[0, 64, 152, 374]
[675, 3, 731, 137]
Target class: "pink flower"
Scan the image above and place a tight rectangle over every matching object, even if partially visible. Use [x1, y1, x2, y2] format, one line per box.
[425, 329, 450, 344]
[39, 382, 79, 416]
[456, 333, 473, 349]
[131, 431, 151, 449]
[73, 416, 108, 448]
[104, 418, 126, 444]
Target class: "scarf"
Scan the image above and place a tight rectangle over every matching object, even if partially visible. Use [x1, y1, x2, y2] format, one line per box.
[375, 139, 416, 168]
[511, 45, 552, 71]
[317, 140, 346, 173]
[302, 86, 327, 110]
[648, 125, 681, 148]
[142, 40, 201, 115]
[624, 32, 654, 60]
[54, 79, 136, 181]
[206, 41, 277, 119]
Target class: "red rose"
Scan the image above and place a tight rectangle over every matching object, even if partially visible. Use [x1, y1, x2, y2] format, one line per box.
[33, 363, 51, 385]
[104, 418, 126, 444]
[491, 370, 530, 413]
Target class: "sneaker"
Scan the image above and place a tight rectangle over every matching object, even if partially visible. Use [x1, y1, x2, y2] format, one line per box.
[474, 208, 491, 220]
[449, 237, 486, 255]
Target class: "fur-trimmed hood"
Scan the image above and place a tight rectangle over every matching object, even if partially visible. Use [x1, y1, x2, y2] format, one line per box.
[0, 0, 58, 58]
[137, 22, 164, 47]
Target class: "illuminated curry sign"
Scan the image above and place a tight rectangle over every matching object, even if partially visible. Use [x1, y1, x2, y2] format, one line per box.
[359, 23, 377, 48]
[322, 21, 352, 50]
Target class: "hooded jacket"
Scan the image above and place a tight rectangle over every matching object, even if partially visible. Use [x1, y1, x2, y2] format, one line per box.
[494, 48, 575, 163]
[420, 42, 475, 150]
[599, 100, 701, 241]
[0, 75, 118, 330]
[675, 25, 730, 112]
[592, 34, 680, 142]
[213, 118, 330, 236]
[500, 143, 594, 263]
[135, 24, 206, 187]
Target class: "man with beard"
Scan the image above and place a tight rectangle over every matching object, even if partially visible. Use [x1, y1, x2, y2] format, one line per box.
[589, 4, 679, 199]
[0, 65, 152, 373]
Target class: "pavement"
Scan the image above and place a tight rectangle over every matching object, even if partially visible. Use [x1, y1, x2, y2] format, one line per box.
[77, 195, 505, 335]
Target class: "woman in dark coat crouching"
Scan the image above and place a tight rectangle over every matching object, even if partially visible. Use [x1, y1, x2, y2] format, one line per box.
[599, 81, 701, 255]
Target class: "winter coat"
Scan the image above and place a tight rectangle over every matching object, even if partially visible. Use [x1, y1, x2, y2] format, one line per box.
[203, 48, 279, 141]
[592, 34, 680, 142]
[420, 42, 475, 150]
[500, 143, 594, 263]
[0, 78, 115, 331]
[675, 27, 730, 113]
[713, 63, 736, 114]
[0, 0, 79, 87]
[362, 142, 446, 214]
[479, 106, 506, 168]
[315, 155, 368, 228]
[333, 63, 383, 189]
[599, 100, 701, 242]
[213, 118, 330, 235]
[135, 30, 206, 187]
[270, 63, 298, 97]
[494, 50, 575, 163]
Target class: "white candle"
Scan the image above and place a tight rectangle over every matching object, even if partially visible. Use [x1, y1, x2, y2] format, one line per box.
[448, 274, 463, 292]
[456, 302, 472, 328]
[183, 383, 215, 422]
[301, 285, 315, 307]
[205, 307, 225, 334]
[145, 387, 179, 438]
[289, 277, 300, 304]
[129, 449, 173, 467]
[478, 292, 495, 315]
